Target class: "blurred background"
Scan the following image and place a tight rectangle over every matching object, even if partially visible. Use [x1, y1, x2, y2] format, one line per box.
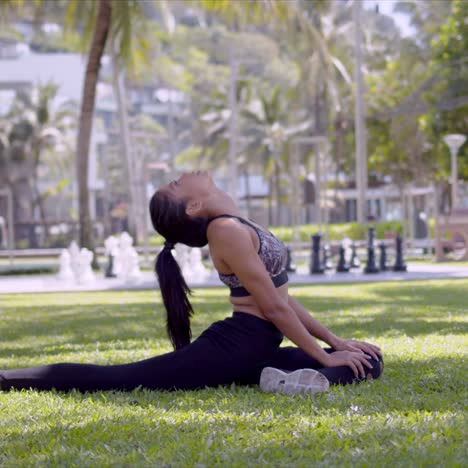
[0, 0, 466, 271]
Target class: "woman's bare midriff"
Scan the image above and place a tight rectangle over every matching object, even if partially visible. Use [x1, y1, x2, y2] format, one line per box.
[229, 283, 289, 321]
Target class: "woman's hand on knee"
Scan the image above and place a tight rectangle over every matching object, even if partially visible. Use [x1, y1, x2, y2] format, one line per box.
[332, 337, 382, 361]
[323, 350, 374, 379]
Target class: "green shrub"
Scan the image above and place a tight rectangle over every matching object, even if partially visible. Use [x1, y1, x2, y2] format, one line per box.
[270, 221, 405, 242]
[0, 264, 58, 276]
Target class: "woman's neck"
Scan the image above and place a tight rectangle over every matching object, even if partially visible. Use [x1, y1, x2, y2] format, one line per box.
[204, 191, 243, 219]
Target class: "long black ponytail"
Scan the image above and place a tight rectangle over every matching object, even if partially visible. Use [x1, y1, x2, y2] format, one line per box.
[149, 190, 209, 350]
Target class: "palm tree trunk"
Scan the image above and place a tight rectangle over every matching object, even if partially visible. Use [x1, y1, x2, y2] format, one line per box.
[32, 147, 49, 246]
[111, 53, 138, 242]
[76, 0, 112, 260]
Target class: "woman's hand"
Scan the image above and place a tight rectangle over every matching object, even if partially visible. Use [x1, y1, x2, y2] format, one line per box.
[332, 337, 382, 361]
[323, 350, 374, 379]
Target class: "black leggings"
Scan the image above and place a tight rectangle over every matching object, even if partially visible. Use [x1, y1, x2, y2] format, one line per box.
[0, 312, 382, 392]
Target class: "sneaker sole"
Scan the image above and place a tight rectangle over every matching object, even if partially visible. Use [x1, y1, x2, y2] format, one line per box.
[260, 367, 329, 395]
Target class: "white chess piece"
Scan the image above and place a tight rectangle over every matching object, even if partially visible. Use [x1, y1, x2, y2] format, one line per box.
[104, 235, 119, 256]
[77, 248, 95, 284]
[57, 249, 74, 281]
[190, 248, 209, 282]
[68, 240, 80, 277]
[342, 237, 353, 264]
[177, 244, 194, 283]
[117, 232, 134, 280]
[126, 248, 142, 283]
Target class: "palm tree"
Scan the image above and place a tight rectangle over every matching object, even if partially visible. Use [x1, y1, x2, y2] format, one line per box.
[63, 0, 155, 255]
[0, 83, 76, 246]
[3, 0, 157, 249]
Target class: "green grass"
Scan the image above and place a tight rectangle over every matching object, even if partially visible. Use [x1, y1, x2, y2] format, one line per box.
[1, 280, 467, 467]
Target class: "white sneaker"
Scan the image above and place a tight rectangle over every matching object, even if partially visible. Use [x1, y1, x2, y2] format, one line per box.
[260, 367, 329, 395]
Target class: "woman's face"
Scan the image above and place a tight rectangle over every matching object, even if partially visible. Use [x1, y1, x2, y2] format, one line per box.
[160, 170, 215, 203]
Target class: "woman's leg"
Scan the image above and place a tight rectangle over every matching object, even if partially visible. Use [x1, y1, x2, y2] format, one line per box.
[0, 338, 248, 392]
[241, 346, 383, 386]
[0, 314, 283, 393]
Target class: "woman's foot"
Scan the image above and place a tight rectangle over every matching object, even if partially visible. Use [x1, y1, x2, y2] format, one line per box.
[260, 367, 329, 395]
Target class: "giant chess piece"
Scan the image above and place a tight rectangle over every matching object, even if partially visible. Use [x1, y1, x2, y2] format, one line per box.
[393, 233, 407, 272]
[57, 249, 74, 281]
[117, 231, 134, 280]
[350, 242, 361, 269]
[285, 247, 297, 273]
[379, 242, 388, 272]
[104, 235, 118, 278]
[68, 240, 80, 278]
[77, 248, 95, 284]
[364, 227, 379, 274]
[310, 234, 324, 274]
[126, 248, 142, 282]
[322, 244, 333, 270]
[336, 245, 350, 273]
[175, 244, 193, 281]
[118, 232, 142, 282]
[189, 247, 210, 282]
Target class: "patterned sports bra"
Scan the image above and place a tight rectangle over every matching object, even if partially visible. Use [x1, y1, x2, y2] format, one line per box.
[207, 214, 289, 297]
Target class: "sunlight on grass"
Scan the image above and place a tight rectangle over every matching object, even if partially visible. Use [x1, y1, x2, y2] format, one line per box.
[1, 279, 467, 466]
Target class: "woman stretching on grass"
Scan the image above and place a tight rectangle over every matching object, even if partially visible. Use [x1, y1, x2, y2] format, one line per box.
[1, 171, 383, 395]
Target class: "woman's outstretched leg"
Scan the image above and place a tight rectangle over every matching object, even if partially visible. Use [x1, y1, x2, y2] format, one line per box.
[0, 313, 283, 392]
[0, 338, 242, 392]
[240, 346, 383, 386]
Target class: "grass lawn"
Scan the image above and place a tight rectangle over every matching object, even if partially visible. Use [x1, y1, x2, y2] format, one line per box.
[1, 280, 467, 467]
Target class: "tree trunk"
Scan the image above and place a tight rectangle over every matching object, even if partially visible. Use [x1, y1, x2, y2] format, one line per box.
[76, 0, 112, 261]
[32, 148, 49, 246]
[112, 53, 138, 242]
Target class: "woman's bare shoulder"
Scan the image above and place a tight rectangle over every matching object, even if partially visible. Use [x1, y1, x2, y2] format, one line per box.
[207, 217, 253, 252]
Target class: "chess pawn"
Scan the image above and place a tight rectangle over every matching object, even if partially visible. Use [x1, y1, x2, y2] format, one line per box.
[104, 235, 118, 255]
[350, 242, 361, 269]
[191, 247, 209, 282]
[77, 248, 95, 284]
[336, 246, 350, 273]
[68, 240, 80, 276]
[119, 231, 133, 250]
[175, 244, 192, 280]
[126, 248, 142, 282]
[57, 249, 74, 281]
[112, 246, 123, 277]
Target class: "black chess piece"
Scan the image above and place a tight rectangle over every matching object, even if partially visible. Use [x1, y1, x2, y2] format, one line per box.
[378, 242, 388, 271]
[286, 247, 297, 273]
[105, 254, 117, 278]
[393, 233, 407, 272]
[364, 227, 379, 274]
[336, 245, 350, 273]
[310, 234, 324, 274]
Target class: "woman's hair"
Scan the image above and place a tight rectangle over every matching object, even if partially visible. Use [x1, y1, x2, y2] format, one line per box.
[149, 190, 209, 350]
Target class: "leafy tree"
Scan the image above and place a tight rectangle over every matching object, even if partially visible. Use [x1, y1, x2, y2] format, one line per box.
[0, 83, 76, 246]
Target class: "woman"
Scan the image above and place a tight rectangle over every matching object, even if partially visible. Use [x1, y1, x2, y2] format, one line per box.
[0, 171, 382, 395]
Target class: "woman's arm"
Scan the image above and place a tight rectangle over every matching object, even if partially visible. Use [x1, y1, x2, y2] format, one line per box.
[287, 295, 339, 347]
[289, 295, 382, 360]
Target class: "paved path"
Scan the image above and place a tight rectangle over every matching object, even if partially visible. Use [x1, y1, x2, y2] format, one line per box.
[1, 263, 467, 294]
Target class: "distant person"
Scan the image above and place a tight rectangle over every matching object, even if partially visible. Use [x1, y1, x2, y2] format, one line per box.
[1, 172, 382, 394]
